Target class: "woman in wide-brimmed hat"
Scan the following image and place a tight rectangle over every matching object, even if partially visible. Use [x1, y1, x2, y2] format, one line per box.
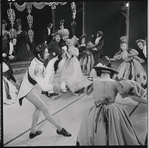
[105, 36, 147, 89]
[76, 63, 147, 146]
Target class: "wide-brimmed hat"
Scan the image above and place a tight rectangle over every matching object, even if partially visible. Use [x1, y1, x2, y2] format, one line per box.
[136, 39, 146, 45]
[93, 63, 118, 74]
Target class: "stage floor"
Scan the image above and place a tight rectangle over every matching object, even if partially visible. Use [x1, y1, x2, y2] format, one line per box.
[3, 59, 147, 146]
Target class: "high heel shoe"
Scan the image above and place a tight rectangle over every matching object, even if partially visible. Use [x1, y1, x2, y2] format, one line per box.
[56, 128, 72, 137]
[29, 130, 42, 139]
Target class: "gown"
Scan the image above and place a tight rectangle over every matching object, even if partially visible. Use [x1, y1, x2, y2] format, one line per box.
[79, 45, 95, 75]
[58, 45, 91, 94]
[76, 77, 147, 145]
[113, 49, 147, 88]
[16, 31, 33, 60]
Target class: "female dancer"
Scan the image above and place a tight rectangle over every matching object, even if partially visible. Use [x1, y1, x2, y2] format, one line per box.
[76, 63, 147, 145]
[58, 36, 91, 94]
[78, 34, 95, 75]
[16, 18, 33, 61]
[105, 36, 147, 88]
[17, 43, 71, 139]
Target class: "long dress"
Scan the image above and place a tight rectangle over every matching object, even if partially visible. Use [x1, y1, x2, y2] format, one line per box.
[16, 31, 33, 61]
[58, 45, 91, 94]
[113, 49, 147, 88]
[3, 62, 18, 105]
[79, 45, 95, 75]
[76, 77, 146, 145]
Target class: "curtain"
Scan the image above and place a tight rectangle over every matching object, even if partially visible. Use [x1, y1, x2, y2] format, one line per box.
[13, 2, 27, 12]
[32, 2, 46, 10]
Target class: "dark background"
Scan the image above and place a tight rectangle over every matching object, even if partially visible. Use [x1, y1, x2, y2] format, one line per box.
[1, 1, 147, 57]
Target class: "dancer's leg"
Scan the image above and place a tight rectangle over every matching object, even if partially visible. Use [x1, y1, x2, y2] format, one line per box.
[30, 108, 41, 133]
[26, 90, 62, 131]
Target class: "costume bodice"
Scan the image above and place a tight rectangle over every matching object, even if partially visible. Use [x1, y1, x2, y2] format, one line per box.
[93, 78, 118, 103]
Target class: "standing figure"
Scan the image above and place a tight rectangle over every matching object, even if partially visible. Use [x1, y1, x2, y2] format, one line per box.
[76, 63, 147, 145]
[17, 43, 71, 139]
[105, 36, 147, 88]
[42, 32, 64, 97]
[3, 37, 17, 84]
[59, 36, 91, 94]
[89, 31, 104, 65]
[78, 34, 95, 75]
[16, 18, 32, 61]
[43, 23, 53, 45]
[56, 28, 70, 72]
[135, 39, 147, 63]
[2, 20, 9, 57]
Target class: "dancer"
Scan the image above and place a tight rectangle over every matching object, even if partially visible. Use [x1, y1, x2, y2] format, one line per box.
[78, 34, 95, 75]
[88, 31, 104, 65]
[16, 18, 32, 61]
[42, 32, 63, 97]
[105, 36, 147, 88]
[43, 23, 53, 45]
[58, 36, 91, 94]
[17, 43, 71, 139]
[76, 63, 147, 145]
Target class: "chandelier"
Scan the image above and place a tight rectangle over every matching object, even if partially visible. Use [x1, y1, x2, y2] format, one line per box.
[7, 2, 17, 39]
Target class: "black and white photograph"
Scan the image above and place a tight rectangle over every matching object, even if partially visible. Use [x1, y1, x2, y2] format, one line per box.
[1, 0, 148, 146]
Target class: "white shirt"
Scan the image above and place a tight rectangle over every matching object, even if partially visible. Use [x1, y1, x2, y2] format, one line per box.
[95, 37, 102, 45]
[9, 42, 14, 55]
[47, 27, 51, 35]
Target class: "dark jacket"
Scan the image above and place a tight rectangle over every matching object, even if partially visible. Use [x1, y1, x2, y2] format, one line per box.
[43, 28, 53, 44]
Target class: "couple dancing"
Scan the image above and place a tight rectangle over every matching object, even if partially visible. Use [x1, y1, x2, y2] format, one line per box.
[17, 29, 92, 139]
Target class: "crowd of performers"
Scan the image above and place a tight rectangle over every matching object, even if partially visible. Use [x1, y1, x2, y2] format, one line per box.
[2, 18, 147, 145]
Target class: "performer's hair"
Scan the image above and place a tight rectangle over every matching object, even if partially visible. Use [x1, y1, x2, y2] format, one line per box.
[34, 43, 48, 59]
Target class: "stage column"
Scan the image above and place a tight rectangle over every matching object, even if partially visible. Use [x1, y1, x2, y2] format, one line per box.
[52, 9, 56, 33]
[82, 2, 86, 34]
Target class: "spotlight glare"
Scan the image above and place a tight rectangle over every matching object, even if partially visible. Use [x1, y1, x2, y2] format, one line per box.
[126, 2, 129, 8]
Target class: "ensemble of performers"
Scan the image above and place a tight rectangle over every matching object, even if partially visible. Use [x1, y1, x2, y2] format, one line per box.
[2, 18, 147, 145]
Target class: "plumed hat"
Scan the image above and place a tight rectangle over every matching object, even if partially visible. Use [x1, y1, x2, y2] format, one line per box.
[93, 63, 118, 74]
[120, 36, 127, 43]
[136, 39, 146, 45]
[58, 28, 70, 37]
[97, 31, 103, 37]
